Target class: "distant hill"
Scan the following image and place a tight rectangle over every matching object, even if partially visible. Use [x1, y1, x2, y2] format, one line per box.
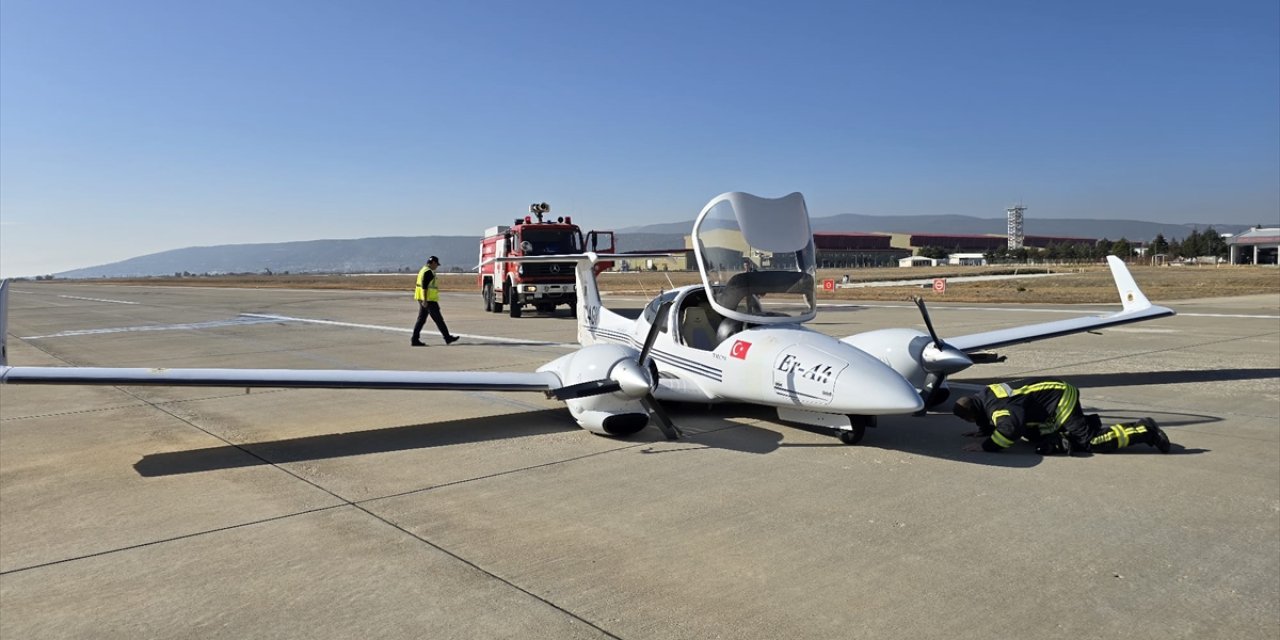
[806, 214, 1254, 240]
[57, 236, 480, 279]
[54, 232, 686, 279]
[54, 214, 1256, 278]
[623, 214, 1255, 240]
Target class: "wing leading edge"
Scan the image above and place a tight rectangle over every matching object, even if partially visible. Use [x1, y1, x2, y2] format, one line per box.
[0, 366, 561, 391]
[946, 256, 1175, 353]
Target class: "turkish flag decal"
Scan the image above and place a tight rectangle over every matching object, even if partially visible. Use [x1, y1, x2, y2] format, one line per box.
[730, 340, 752, 359]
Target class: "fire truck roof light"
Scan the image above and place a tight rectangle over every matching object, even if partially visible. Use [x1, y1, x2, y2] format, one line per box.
[525, 216, 532, 224]
[565, 216, 572, 224]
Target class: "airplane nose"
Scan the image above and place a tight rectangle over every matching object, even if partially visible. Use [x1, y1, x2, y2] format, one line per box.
[833, 360, 925, 415]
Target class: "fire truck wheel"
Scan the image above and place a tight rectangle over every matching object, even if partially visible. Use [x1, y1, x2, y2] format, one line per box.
[490, 285, 503, 313]
[508, 284, 522, 318]
[482, 283, 494, 312]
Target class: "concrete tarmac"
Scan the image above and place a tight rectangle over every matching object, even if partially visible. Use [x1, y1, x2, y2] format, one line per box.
[2, 283, 1277, 639]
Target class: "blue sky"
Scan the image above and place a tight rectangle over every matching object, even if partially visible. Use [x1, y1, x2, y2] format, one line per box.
[2, 0, 1277, 276]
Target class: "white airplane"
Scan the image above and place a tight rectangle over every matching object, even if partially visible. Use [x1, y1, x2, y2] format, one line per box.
[0, 192, 1174, 445]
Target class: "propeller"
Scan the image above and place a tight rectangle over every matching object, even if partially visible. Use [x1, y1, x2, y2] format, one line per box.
[911, 295, 973, 408]
[550, 302, 682, 440]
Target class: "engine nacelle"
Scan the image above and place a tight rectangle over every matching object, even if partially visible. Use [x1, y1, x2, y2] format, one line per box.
[840, 328, 933, 392]
[538, 343, 651, 436]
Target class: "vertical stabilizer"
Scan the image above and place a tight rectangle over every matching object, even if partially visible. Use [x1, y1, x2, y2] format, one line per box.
[575, 253, 604, 345]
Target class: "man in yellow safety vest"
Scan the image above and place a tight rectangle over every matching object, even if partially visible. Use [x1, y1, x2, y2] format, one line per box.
[411, 256, 460, 347]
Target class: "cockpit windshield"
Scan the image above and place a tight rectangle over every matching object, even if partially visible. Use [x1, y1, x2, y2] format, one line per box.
[692, 192, 817, 324]
[519, 228, 583, 255]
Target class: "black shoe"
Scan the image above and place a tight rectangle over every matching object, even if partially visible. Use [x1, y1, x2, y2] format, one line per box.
[411, 340, 427, 347]
[1140, 418, 1170, 453]
[445, 335, 460, 345]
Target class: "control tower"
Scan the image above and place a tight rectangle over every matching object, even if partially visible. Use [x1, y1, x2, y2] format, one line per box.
[1006, 204, 1026, 250]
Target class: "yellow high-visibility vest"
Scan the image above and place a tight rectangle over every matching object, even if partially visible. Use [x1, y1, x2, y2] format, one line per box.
[414, 266, 439, 302]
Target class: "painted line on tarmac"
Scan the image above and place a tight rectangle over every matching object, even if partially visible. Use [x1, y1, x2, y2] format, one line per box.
[816, 302, 1278, 320]
[242, 313, 577, 347]
[1174, 312, 1280, 319]
[57, 295, 139, 304]
[22, 316, 283, 339]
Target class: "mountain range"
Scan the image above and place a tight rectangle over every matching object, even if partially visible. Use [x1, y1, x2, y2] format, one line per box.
[53, 215, 1256, 278]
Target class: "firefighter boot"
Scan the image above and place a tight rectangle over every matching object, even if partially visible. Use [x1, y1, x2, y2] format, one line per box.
[1090, 420, 1168, 453]
[1138, 417, 1171, 453]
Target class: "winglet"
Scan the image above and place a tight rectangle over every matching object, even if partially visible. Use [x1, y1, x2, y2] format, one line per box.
[1, 279, 9, 367]
[1106, 255, 1151, 312]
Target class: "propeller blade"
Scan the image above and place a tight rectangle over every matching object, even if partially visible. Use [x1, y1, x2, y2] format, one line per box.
[912, 295, 973, 374]
[638, 301, 673, 367]
[640, 394, 682, 440]
[551, 379, 622, 400]
[911, 295, 942, 347]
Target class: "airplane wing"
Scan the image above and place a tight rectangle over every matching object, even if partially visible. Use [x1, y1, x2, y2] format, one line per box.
[945, 256, 1175, 353]
[0, 365, 560, 391]
[0, 279, 560, 391]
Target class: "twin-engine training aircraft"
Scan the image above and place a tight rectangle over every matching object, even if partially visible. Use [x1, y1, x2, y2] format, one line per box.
[0, 192, 1174, 445]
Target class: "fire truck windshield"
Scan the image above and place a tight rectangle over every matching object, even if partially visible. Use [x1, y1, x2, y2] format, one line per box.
[519, 228, 583, 255]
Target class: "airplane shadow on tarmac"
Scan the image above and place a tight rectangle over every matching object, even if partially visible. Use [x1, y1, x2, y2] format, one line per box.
[136, 366, 1240, 476]
[953, 367, 1279, 393]
[135, 409, 582, 477]
[644, 403, 1050, 469]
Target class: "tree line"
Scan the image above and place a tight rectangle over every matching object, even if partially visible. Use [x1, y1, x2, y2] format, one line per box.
[918, 227, 1232, 264]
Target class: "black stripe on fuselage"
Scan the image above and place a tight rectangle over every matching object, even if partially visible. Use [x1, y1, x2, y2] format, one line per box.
[587, 327, 723, 382]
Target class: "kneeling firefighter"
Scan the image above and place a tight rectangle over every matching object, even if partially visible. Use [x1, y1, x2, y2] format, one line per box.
[952, 379, 1171, 455]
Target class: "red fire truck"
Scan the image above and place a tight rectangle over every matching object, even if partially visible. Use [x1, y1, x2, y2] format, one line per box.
[478, 203, 615, 317]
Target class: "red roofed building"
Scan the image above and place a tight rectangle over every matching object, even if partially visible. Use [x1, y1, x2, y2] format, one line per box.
[812, 232, 910, 267]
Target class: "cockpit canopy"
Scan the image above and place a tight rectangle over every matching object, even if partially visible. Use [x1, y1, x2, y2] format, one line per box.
[692, 192, 817, 324]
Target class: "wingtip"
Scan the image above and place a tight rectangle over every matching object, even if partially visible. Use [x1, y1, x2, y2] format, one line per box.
[1106, 255, 1152, 312]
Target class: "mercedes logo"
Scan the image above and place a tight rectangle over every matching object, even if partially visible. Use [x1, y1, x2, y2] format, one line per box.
[550, 265, 561, 274]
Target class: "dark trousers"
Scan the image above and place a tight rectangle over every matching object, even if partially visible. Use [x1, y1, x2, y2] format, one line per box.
[412, 301, 451, 342]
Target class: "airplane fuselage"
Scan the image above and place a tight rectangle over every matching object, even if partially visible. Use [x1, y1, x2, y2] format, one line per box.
[585, 285, 925, 417]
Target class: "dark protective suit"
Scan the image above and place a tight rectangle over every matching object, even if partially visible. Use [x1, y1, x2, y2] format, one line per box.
[967, 380, 1160, 454]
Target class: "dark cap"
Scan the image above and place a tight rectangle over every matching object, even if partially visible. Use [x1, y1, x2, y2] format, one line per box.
[428, 256, 440, 264]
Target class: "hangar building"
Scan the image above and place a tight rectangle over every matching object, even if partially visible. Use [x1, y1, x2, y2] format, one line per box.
[1227, 227, 1280, 265]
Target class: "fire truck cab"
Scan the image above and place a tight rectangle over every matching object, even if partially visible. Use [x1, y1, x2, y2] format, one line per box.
[478, 203, 614, 318]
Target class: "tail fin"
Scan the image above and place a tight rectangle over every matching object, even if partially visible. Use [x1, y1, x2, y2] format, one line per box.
[1, 279, 9, 366]
[1106, 255, 1152, 312]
